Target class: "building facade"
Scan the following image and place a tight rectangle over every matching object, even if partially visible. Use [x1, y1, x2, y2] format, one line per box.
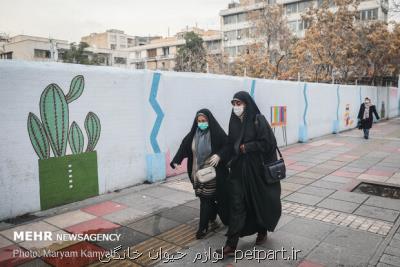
[0, 35, 69, 61]
[219, 0, 389, 58]
[81, 29, 160, 50]
[127, 27, 222, 71]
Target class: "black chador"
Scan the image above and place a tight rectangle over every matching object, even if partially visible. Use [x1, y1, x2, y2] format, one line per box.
[171, 109, 230, 238]
[223, 91, 282, 250]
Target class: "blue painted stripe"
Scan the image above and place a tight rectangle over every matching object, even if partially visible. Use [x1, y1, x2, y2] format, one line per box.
[303, 83, 308, 126]
[336, 85, 340, 120]
[250, 79, 256, 98]
[149, 73, 164, 153]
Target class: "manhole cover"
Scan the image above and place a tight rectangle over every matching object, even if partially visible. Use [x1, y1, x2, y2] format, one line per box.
[352, 182, 400, 199]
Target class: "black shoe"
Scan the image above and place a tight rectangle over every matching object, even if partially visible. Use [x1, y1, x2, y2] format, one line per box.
[215, 245, 236, 258]
[255, 232, 268, 245]
[196, 229, 207, 239]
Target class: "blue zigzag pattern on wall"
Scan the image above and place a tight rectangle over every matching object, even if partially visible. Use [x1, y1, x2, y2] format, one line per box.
[149, 72, 164, 153]
[336, 85, 340, 121]
[303, 83, 308, 126]
[250, 79, 256, 98]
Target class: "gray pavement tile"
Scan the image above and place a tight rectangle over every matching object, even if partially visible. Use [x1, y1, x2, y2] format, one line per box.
[310, 180, 345, 190]
[127, 215, 181, 236]
[113, 193, 178, 213]
[323, 227, 383, 254]
[281, 182, 305, 192]
[158, 205, 200, 223]
[328, 190, 369, 204]
[389, 238, 400, 249]
[297, 186, 335, 198]
[364, 196, 400, 211]
[141, 186, 197, 204]
[183, 199, 200, 209]
[377, 262, 399, 267]
[306, 242, 371, 267]
[279, 217, 336, 240]
[275, 214, 297, 231]
[95, 226, 150, 250]
[296, 172, 325, 179]
[284, 192, 325, 206]
[380, 254, 400, 267]
[321, 175, 353, 184]
[316, 198, 360, 213]
[260, 230, 319, 260]
[354, 205, 400, 222]
[385, 245, 400, 258]
[285, 176, 316, 185]
[102, 207, 149, 225]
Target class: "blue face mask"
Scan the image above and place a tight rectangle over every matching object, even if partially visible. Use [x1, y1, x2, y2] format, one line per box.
[198, 122, 208, 130]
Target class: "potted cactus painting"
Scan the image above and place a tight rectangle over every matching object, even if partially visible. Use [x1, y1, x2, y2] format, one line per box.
[27, 75, 101, 210]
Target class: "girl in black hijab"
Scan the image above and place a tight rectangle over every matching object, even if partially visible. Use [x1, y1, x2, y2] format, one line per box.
[170, 109, 230, 239]
[216, 91, 282, 257]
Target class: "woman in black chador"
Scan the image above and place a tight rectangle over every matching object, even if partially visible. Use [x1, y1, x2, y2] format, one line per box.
[216, 91, 282, 257]
[170, 109, 230, 239]
[357, 97, 380, 139]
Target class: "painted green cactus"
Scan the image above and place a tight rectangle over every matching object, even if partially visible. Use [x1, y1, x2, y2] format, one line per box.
[27, 75, 101, 158]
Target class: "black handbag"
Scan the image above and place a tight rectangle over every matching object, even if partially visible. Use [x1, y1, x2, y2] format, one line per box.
[262, 146, 286, 184]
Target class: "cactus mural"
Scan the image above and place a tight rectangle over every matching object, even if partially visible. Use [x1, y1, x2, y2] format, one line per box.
[27, 75, 100, 210]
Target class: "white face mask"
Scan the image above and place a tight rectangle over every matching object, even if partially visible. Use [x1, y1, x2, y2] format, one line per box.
[233, 105, 244, 117]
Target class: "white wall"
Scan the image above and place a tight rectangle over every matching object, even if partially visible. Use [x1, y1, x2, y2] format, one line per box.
[0, 60, 399, 220]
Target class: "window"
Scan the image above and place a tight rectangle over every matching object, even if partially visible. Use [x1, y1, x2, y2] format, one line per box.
[0, 52, 12, 59]
[114, 57, 127, 64]
[238, 28, 250, 39]
[288, 21, 298, 32]
[34, 49, 51, 58]
[359, 8, 378, 20]
[224, 14, 237, 25]
[162, 47, 169, 56]
[110, 44, 116, 50]
[237, 13, 247, 23]
[120, 44, 126, 48]
[225, 47, 237, 57]
[285, 3, 298, 15]
[317, 0, 334, 7]
[298, 1, 312, 12]
[299, 20, 311, 30]
[147, 49, 157, 58]
[224, 30, 237, 41]
[237, 45, 249, 55]
[268, 0, 276, 4]
[135, 51, 141, 59]
[136, 62, 145, 69]
[109, 34, 117, 42]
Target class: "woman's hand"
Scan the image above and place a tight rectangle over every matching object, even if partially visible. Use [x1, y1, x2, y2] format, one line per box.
[240, 144, 246, 154]
[170, 162, 181, 169]
[209, 154, 220, 167]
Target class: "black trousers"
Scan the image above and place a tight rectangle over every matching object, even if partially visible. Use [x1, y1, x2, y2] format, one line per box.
[199, 196, 217, 231]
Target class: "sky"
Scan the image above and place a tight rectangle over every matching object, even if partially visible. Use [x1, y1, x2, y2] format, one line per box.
[0, 0, 231, 42]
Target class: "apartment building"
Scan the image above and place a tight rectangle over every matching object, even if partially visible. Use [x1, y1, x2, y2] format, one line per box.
[81, 29, 160, 50]
[127, 27, 222, 71]
[0, 35, 69, 61]
[220, 0, 389, 58]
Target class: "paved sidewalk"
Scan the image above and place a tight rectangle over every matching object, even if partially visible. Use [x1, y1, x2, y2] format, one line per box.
[1, 118, 400, 267]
